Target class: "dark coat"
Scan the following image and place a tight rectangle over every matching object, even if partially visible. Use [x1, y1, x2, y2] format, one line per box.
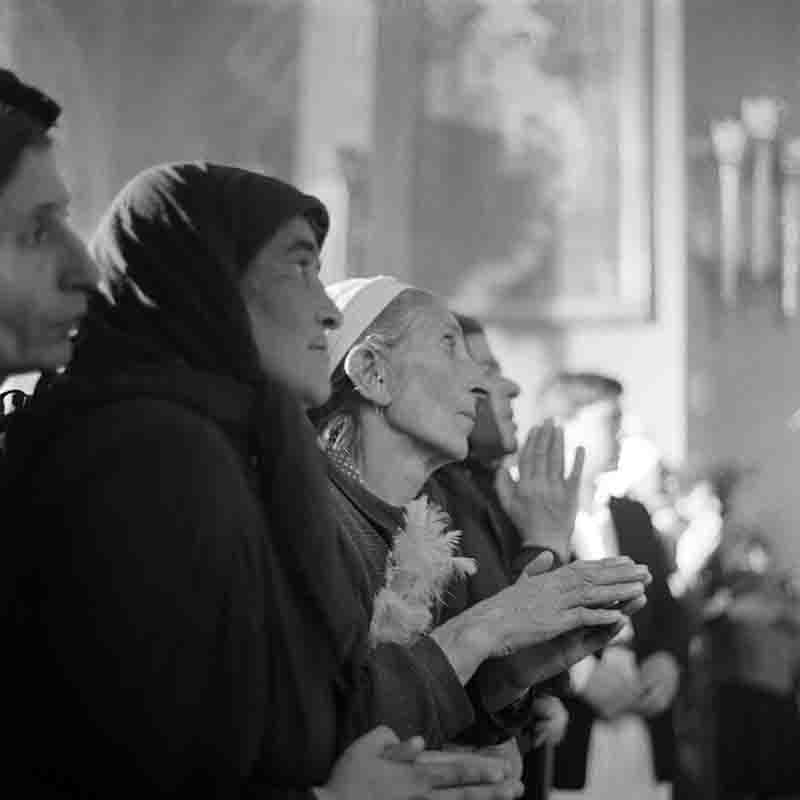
[552, 496, 690, 789]
[326, 459, 477, 746]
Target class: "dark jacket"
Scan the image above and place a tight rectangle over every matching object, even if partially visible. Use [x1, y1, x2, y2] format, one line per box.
[552, 496, 690, 789]
[4, 376, 341, 798]
[427, 460, 569, 799]
[326, 459, 477, 745]
[327, 459, 512, 747]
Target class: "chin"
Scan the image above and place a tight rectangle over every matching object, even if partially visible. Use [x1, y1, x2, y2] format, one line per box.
[446, 435, 469, 463]
[302, 381, 332, 411]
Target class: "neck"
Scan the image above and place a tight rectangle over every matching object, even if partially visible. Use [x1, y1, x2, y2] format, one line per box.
[466, 442, 506, 471]
[355, 411, 447, 506]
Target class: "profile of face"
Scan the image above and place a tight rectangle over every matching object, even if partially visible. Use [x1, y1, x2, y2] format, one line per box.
[566, 397, 623, 483]
[464, 330, 520, 460]
[378, 301, 488, 464]
[241, 216, 342, 408]
[0, 146, 97, 374]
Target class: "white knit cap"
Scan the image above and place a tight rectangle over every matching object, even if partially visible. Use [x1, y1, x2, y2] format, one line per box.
[325, 275, 411, 377]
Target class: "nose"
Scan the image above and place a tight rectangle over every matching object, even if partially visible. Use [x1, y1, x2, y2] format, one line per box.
[505, 376, 521, 399]
[465, 358, 490, 401]
[313, 274, 343, 331]
[57, 224, 100, 293]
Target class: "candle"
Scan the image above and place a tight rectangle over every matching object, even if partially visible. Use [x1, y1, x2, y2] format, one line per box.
[741, 96, 782, 282]
[781, 138, 800, 318]
[710, 118, 747, 307]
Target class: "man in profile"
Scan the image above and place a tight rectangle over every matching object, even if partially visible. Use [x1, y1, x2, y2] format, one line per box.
[538, 372, 688, 800]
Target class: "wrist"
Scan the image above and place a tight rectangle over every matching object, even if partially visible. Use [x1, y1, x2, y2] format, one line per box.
[430, 606, 499, 684]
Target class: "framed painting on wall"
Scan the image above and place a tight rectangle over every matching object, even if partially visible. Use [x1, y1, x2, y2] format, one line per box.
[369, 0, 663, 326]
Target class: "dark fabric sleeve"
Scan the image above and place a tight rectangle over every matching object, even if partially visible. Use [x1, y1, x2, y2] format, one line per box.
[551, 695, 595, 790]
[339, 627, 476, 748]
[18, 403, 276, 797]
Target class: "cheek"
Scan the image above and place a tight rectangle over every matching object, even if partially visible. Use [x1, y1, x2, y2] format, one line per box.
[394, 362, 458, 417]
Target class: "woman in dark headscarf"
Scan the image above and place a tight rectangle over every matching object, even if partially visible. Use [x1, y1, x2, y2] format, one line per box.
[3, 162, 520, 799]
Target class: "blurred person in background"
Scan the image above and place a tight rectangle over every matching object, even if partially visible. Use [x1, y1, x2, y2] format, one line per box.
[702, 516, 800, 800]
[538, 372, 689, 800]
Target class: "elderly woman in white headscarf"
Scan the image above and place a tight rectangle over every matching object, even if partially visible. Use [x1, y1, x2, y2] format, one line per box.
[310, 275, 651, 759]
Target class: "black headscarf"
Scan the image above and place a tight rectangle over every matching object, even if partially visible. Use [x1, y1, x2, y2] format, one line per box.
[9, 161, 363, 693]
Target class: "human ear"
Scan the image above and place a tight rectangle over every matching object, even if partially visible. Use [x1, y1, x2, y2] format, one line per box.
[343, 344, 392, 408]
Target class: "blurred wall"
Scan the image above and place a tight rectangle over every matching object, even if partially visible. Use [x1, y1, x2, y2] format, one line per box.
[685, 0, 800, 568]
[490, 0, 687, 469]
[2, 0, 303, 238]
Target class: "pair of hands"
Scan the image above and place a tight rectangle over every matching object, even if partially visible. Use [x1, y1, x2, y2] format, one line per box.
[485, 552, 651, 659]
[475, 553, 650, 707]
[582, 650, 680, 720]
[495, 419, 584, 563]
[318, 727, 524, 800]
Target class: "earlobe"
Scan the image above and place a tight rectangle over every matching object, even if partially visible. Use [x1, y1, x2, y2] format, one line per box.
[343, 345, 391, 407]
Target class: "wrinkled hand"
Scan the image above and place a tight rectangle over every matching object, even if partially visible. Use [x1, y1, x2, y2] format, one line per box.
[531, 695, 569, 748]
[318, 726, 524, 800]
[479, 554, 650, 659]
[582, 656, 642, 720]
[495, 419, 585, 561]
[634, 652, 681, 717]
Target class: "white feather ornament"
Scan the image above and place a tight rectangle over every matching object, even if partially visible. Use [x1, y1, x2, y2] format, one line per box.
[369, 495, 477, 647]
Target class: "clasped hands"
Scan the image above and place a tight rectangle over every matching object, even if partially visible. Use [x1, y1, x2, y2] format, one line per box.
[319, 726, 525, 800]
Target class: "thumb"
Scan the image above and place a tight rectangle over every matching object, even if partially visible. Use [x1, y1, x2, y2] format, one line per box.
[351, 725, 400, 756]
[523, 551, 555, 577]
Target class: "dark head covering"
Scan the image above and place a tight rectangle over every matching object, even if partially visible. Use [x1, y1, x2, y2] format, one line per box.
[7, 162, 362, 725]
[0, 68, 61, 188]
[81, 160, 328, 376]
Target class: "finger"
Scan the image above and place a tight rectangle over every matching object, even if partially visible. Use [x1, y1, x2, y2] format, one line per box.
[431, 780, 525, 800]
[353, 725, 399, 755]
[567, 444, 585, 488]
[620, 595, 648, 616]
[383, 735, 426, 762]
[561, 606, 625, 631]
[573, 559, 651, 584]
[573, 581, 646, 608]
[574, 620, 627, 654]
[516, 426, 540, 485]
[548, 425, 565, 482]
[530, 419, 553, 481]
[522, 551, 555, 577]
[417, 752, 511, 786]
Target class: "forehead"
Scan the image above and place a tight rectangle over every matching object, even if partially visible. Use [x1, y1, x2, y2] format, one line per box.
[0, 146, 69, 224]
[388, 297, 458, 360]
[406, 299, 458, 339]
[259, 215, 318, 256]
